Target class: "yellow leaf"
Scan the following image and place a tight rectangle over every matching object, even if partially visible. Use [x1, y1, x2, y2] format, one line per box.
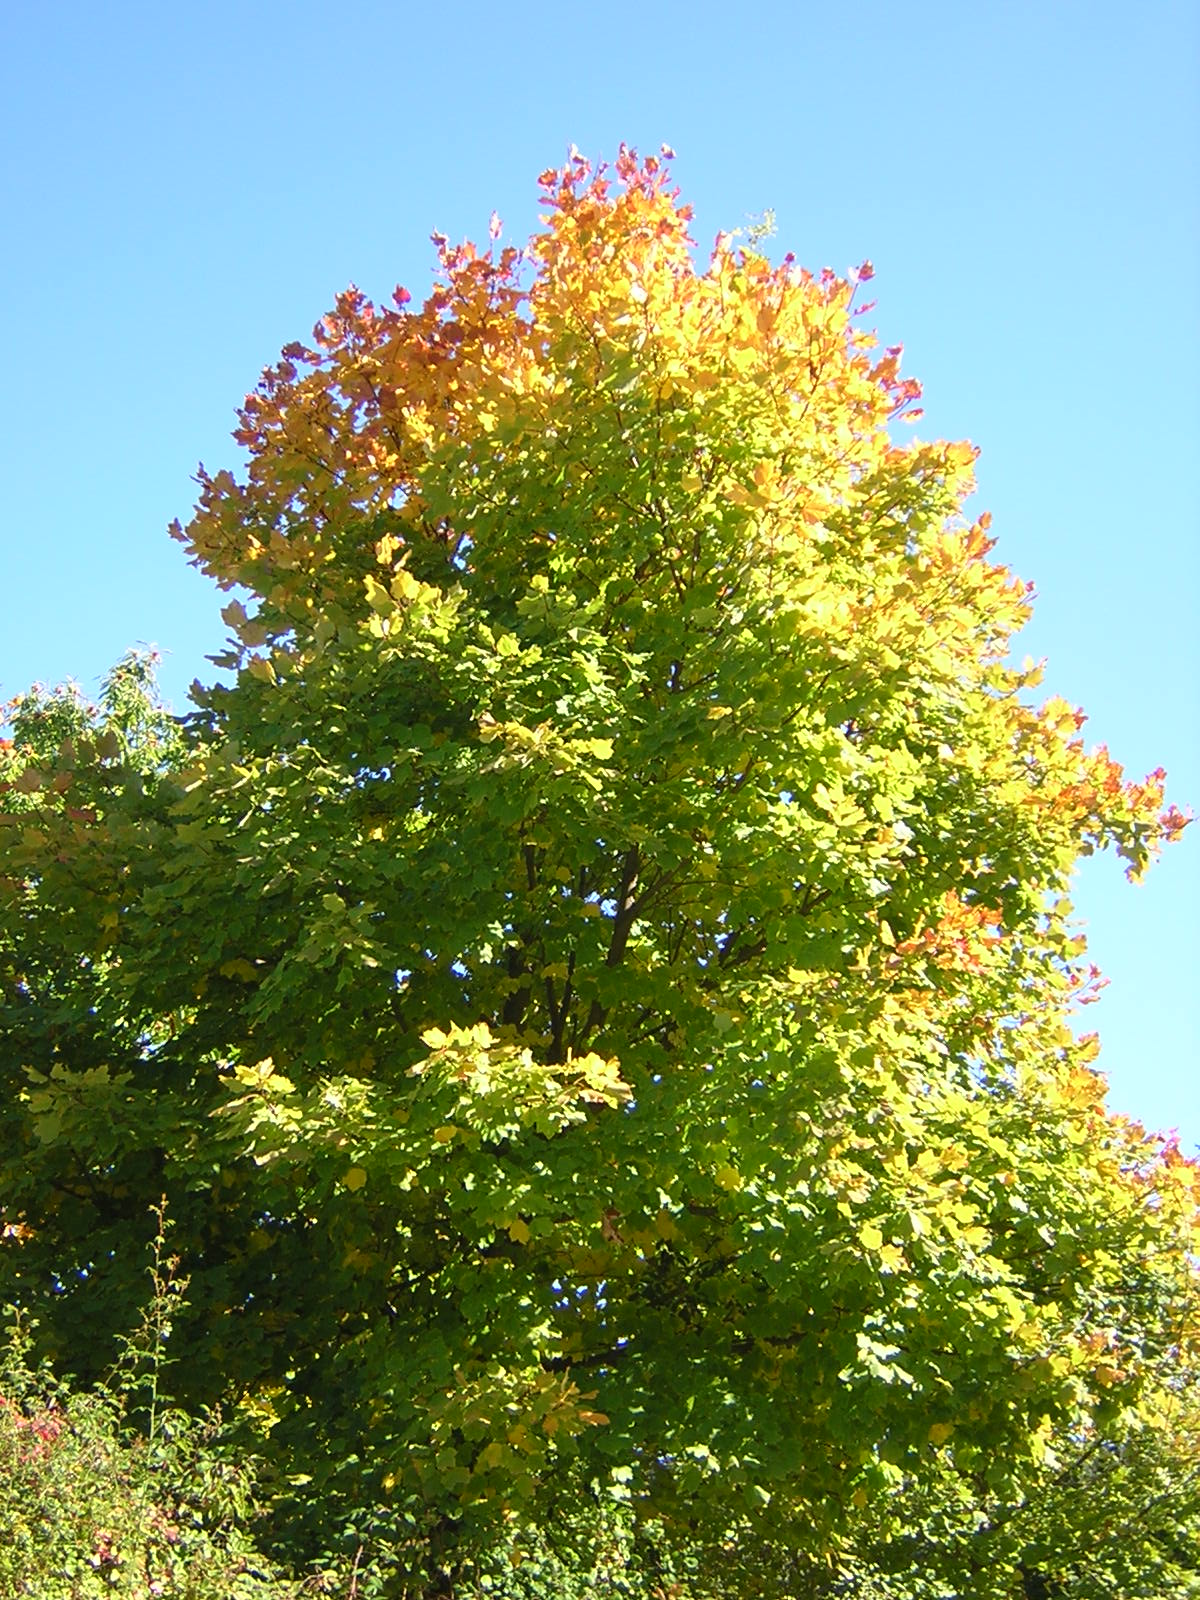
[433, 1125, 458, 1144]
[246, 655, 276, 685]
[928, 1422, 954, 1446]
[363, 575, 395, 615]
[508, 1218, 531, 1244]
[390, 568, 423, 602]
[859, 1222, 884, 1252]
[342, 1167, 367, 1192]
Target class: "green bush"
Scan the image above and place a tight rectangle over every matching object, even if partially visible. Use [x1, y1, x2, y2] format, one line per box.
[0, 1204, 303, 1600]
[0, 1336, 302, 1598]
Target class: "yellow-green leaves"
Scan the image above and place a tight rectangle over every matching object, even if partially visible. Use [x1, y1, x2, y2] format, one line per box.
[413, 1022, 630, 1140]
[858, 1222, 884, 1252]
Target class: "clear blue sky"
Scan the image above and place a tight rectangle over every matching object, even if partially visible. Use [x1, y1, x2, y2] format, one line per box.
[2, 1, 1196, 1146]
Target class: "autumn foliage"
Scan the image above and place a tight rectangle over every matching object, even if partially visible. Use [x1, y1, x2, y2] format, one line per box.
[0, 148, 1196, 1597]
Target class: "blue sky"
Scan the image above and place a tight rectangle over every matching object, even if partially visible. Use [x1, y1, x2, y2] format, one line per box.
[2, 1, 1196, 1146]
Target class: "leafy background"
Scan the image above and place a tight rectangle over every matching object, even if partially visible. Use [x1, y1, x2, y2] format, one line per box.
[0, 0, 1195, 1145]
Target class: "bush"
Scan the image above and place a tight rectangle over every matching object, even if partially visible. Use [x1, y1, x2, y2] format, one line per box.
[0, 1205, 301, 1600]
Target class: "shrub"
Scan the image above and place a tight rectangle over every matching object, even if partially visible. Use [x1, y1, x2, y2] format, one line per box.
[0, 1206, 300, 1599]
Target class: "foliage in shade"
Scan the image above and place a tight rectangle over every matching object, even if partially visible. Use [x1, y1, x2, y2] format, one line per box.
[1, 147, 1197, 1596]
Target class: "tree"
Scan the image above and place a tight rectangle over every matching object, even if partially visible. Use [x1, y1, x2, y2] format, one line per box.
[1, 147, 1196, 1597]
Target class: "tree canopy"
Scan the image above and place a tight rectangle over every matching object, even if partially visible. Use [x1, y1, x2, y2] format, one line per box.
[1, 147, 1196, 1598]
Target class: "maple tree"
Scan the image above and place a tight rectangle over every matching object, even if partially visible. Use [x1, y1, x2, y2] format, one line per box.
[1, 148, 1197, 1597]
